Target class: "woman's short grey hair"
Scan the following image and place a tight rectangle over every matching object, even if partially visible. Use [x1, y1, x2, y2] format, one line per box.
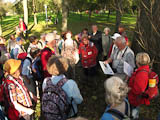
[104, 27, 111, 33]
[116, 36, 126, 45]
[104, 77, 129, 106]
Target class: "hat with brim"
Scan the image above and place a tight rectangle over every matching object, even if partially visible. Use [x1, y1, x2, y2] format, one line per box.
[4, 59, 21, 75]
[111, 33, 121, 40]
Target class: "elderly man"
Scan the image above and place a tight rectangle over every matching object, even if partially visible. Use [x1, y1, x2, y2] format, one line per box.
[41, 33, 58, 78]
[102, 27, 111, 59]
[89, 25, 102, 60]
[37, 34, 46, 50]
[7, 35, 16, 53]
[105, 36, 135, 80]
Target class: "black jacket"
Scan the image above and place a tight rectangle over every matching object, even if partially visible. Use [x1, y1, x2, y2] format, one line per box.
[89, 31, 102, 53]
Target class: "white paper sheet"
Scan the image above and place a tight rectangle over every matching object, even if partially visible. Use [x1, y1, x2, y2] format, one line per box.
[124, 61, 133, 77]
[99, 61, 114, 75]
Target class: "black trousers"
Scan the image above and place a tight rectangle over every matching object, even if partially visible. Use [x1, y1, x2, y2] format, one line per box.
[83, 66, 96, 76]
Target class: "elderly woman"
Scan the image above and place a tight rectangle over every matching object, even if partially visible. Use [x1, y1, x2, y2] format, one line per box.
[3, 59, 34, 120]
[102, 27, 112, 59]
[42, 56, 83, 120]
[41, 33, 57, 78]
[75, 28, 89, 44]
[61, 31, 79, 65]
[128, 52, 151, 119]
[79, 36, 98, 76]
[105, 36, 135, 80]
[101, 77, 130, 120]
[7, 35, 16, 53]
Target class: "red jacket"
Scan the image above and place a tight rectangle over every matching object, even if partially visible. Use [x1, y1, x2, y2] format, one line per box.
[128, 65, 150, 107]
[41, 47, 55, 78]
[79, 42, 98, 68]
[19, 21, 27, 32]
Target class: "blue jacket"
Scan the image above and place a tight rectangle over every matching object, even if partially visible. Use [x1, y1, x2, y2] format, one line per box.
[101, 99, 130, 120]
[101, 106, 114, 120]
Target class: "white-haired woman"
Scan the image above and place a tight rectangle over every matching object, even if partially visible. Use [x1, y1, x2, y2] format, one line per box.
[101, 77, 130, 120]
[102, 27, 112, 60]
[128, 52, 152, 119]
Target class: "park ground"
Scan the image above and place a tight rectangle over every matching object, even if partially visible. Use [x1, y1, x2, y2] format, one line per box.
[2, 12, 160, 120]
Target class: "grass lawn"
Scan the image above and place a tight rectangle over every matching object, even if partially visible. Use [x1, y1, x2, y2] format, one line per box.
[3, 12, 159, 120]
[2, 12, 136, 40]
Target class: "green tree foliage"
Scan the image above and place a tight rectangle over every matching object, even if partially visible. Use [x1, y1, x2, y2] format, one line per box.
[0, 0, 12, 36]
[14, 1, 23, 15]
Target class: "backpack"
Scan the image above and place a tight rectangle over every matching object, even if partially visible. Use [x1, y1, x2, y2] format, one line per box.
[139, 69, 159, 100]
[32, 58, 44, 82]
[42, 78, 70, 120]
[19, 56, 32, 70]
[16, 52, 32, 66]
[107, 100, 131, 120]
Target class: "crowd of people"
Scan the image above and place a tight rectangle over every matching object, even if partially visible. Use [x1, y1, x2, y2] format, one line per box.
[0, 18, 159, 120]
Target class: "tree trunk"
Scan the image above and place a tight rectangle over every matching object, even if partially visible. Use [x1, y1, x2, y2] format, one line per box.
[67, 8, 70, 17]
[23, 0, 28, 25]
[107, 9, 111, 21]
[80, 12, 82, 20]
[115, 0, 122, 32]
[0, 17, 2, 36]
[34, 14, 37, 25]
[88, 10, 92, 21]
[33, 0, 37, 25]
[0, 24, 2, 36]
[78, 9, 83, 20]
[131, 0, 160, 73]
[62, 0, 68, 32]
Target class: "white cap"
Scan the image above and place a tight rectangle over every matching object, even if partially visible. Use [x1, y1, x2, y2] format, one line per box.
[111, 33, 121, 40]
[46, 33, 60, 43]
[46, 33, 54, 43]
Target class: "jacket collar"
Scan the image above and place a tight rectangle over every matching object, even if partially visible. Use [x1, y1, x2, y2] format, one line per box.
[136, 65, 150, 73]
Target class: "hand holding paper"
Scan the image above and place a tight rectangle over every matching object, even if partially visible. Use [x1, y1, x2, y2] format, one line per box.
[99, 61, 114, 75]
[123, 61, 134, 77]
